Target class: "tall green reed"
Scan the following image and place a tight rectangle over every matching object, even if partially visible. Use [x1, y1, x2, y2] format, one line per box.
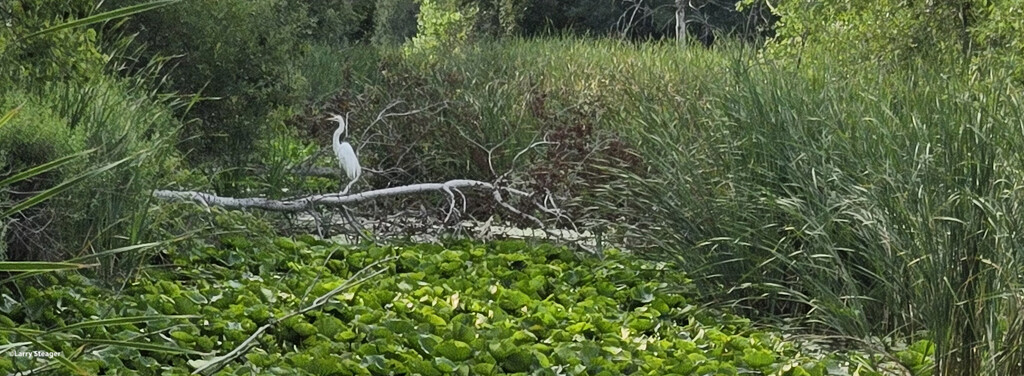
[44, 77, 181, 277]
[612, 50, 1024, 374]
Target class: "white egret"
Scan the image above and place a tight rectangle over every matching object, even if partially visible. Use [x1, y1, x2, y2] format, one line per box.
[328, 113, 361, 193]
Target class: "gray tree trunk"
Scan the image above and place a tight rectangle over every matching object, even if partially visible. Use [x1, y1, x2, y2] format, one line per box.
[676, 0, 687, 44]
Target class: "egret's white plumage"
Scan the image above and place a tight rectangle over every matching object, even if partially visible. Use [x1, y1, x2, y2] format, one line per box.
[329, 114, 361, 191]
[336, 141, 361, 181]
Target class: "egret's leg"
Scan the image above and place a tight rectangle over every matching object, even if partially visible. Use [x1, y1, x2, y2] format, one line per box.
[341, 176, 359, 195]
[339, 174, 349, 195]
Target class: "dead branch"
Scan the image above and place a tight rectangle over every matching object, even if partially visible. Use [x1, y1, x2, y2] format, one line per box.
[152, 180, 529, 213]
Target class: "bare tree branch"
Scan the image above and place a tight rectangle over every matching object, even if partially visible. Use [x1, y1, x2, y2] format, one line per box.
[153, 180, 529, 213]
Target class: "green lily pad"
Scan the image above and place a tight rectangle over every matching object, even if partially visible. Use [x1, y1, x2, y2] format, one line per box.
[435, 340, 473, 361]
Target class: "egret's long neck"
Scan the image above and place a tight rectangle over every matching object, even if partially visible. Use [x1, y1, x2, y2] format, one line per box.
[333, 123, 345, 144]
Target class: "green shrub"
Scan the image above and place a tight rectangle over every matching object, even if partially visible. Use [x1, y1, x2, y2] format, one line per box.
[108, 0, 310, 163]
[46, 76, 180, 257]
[496, 0, 529, 35]
[0, 0, 107, 86]
[296, 44, 381, 105]
[0, 93, 83, 174]
[0, 0, 187, 267]
[0, 93, 84, 261]
[409, 0, 479, 54]
[758, 0, 970, 68]
[373, 0, 421, 45]
[298, 0, 376, 45]
[971, 0, 1024, 82]
[756, 0, 1024, 85]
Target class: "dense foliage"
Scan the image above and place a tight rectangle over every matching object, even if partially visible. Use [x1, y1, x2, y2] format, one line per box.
[5, 0, 1024, 374]
[0, 1, 181, 265]
[760, 0, 1024, 81]
[2, 236, 848, 375]
[105, 0, 311, 162]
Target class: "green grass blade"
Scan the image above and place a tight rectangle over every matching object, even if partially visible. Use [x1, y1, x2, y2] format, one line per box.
[0, 106, 21, 129]
[50, 315, 198, 334]
[0, 341, 32, 352]
[0, 261, 94, 272]
[65, 241, 164, 262]
[19, 0, 181, 40]
[77, 338, 207, 355]
[0, 327, 44, 335]
[1, 155, 133, 219]
[0, 240, 175, 284]
[0, 149, 96, 188]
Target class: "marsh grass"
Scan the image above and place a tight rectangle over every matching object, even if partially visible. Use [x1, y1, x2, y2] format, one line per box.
[617, 50, 1024, 375]
[51, 78, 181, 275]
[382, 37, 1024, 374]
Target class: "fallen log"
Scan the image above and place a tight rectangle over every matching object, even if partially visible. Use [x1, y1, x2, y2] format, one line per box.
[152, 179, 529, 213]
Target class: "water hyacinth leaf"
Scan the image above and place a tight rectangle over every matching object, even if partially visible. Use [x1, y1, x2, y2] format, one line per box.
[273, 237, 301, 251]
[361, 355, 387, 373]
[435, 340, 473, 361]
[566, 322, 594, 335]
[742, 348, 776, 368]
[498, 289, 531, 310]
[630, 285, 656, 303]
[383, 318, 415, 334]
[432, 357, 456, 372]
[417, 333, 443, 355]
[501, 350, 536, 372]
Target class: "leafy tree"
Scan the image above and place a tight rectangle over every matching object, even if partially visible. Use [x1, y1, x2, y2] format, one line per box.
[754, 0, 1024, 80]
[373, 0, 421, 45]
[0, 0, 107, 85]
[107, 0, 310, 163]
[300, 0, 376, 45]
[406, 0, 479, 56]
[970, 0, 1024, 81]
[752, 0, 974, 67]
[515, 0, 764, 43]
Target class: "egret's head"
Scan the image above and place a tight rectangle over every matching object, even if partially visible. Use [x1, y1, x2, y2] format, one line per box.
[327, 113, 347, 138]
[327, 113, 346, 127]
